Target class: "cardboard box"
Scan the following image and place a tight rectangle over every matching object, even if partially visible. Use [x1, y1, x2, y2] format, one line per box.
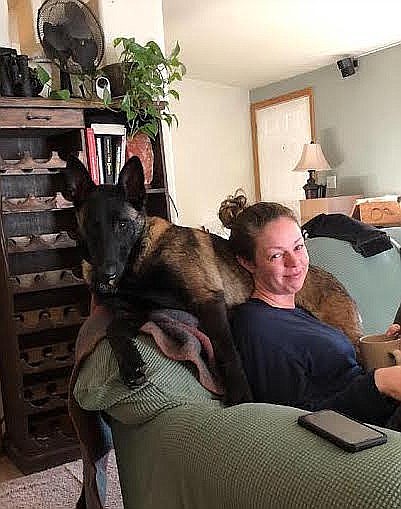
[352, 200, 401, 226]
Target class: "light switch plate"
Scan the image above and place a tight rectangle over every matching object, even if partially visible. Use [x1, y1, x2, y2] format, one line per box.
[326, 175, 337, 189]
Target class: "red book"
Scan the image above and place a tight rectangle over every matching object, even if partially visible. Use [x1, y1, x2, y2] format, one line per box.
[85, 127, 100, 185]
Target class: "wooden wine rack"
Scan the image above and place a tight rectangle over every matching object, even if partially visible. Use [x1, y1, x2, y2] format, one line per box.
[0, 97, 171, 474]
[0, 99, 89, 473]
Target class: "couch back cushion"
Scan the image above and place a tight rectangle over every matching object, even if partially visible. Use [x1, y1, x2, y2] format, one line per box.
[306, 235, 401, 335]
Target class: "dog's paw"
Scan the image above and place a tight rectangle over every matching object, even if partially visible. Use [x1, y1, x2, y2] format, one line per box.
[121, 364, 147, 388]
[222, 369, 253, 406]
[223, 390, 252, 406]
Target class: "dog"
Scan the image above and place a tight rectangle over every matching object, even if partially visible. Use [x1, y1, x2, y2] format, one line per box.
[62, 155, 362, 405]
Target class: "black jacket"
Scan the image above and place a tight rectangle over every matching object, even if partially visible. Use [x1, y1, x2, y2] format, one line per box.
[302, 213, 393, 257]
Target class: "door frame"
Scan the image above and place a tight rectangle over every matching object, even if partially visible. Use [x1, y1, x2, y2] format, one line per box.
[250, 87, 316, 201]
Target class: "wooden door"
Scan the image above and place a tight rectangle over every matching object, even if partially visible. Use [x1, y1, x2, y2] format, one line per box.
[251, 88, 315, 216]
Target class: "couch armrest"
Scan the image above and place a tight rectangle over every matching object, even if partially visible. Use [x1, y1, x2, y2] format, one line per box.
[74, 322, 401, 509]
[112, 401, 401, 509]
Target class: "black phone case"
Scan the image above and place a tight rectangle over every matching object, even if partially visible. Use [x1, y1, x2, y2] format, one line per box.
[298, 411, 387, 452]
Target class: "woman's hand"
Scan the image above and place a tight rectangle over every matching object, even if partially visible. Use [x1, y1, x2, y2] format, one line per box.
[385, 323, 401, 337]
[373, 323, 401, 399]
[374, 366, 401, 401]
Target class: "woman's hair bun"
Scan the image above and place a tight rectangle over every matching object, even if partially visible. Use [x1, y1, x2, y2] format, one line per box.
[219, 189, 248, 229]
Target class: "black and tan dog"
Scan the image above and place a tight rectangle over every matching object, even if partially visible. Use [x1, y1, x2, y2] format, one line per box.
[62, 155, 362, 405]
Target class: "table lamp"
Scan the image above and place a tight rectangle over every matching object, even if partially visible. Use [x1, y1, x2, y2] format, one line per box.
[293, 142, 331, 199]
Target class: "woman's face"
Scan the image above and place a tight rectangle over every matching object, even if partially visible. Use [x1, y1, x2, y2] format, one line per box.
[242, 216, 309, 297]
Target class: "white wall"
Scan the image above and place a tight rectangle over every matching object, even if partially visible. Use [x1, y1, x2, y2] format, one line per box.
[1, 0, 10, 46]
[251, 44, 401, 198]
[97, 0, 165, 63]
[97, 0, 178, 218]
[97, 2, 255, 229]
[170, 78, 254, 231]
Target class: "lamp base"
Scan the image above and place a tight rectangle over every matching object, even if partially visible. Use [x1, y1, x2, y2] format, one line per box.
[302, 170, 326, 199]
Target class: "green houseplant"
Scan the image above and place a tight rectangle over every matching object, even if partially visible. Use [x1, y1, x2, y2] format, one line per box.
[101, 37, 185, 185]
[103, 37, 186, 139]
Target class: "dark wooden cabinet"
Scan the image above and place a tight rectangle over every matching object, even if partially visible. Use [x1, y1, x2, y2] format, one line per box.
[0, 97, 170, 473]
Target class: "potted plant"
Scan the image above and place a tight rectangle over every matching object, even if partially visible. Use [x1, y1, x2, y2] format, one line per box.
[101, 37, 186, 184]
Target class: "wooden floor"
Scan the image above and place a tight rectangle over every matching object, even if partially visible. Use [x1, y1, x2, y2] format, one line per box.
[0, 454, 23, 482]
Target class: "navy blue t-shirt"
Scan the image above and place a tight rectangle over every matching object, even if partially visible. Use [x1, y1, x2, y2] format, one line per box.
[231, 298, 397, 425]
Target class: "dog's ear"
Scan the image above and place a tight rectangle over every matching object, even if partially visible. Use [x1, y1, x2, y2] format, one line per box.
[117, 156, 146, 210]
[62, 155, 96, 207]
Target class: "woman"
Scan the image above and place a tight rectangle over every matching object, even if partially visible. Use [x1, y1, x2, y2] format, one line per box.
[220, 196, 401, 427]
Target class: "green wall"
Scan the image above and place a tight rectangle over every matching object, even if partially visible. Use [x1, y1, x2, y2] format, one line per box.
[250, 44, 401, 197]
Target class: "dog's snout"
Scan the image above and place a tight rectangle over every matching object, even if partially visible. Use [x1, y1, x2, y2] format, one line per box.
[93, 263, 120, 294]
[102, 264, 118, 282]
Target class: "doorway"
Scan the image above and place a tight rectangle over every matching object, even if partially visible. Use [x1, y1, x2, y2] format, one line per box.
[250, 87, 315, 216]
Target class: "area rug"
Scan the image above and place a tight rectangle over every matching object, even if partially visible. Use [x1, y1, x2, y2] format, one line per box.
[0, 450, 123, 508]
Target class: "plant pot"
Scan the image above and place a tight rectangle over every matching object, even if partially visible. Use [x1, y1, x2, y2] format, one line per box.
[126, 132, 154, 186]
[100, 63, 125, 98]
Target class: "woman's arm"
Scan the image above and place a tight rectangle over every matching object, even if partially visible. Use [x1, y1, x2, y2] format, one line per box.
[373, 323, 401, 401]
[238, 333, 396, 425]
[374, 366, 401, 400]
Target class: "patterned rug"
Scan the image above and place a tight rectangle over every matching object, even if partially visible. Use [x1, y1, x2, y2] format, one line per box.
[0, 451, 123, 508]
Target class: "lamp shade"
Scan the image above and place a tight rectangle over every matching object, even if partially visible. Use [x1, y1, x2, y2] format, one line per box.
[293, 142, 331, 172]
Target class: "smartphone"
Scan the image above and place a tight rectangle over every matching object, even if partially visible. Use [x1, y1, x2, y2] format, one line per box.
[298, 409, 387, 452]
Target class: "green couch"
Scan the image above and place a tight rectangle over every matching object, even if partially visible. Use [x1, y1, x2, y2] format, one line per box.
[74, 227, 401, 509]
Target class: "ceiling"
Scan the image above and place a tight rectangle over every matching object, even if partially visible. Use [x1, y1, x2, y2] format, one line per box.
[162, 0, 401, 89]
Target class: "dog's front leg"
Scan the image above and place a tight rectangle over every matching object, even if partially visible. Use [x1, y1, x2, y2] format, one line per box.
[197, 298, 253, 406]
[105, 307, 148, 388]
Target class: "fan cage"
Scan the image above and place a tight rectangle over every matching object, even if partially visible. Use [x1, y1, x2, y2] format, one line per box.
[37, 0, 105, 75]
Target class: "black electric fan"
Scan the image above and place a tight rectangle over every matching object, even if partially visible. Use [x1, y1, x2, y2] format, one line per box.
[37, 0, 104, 94]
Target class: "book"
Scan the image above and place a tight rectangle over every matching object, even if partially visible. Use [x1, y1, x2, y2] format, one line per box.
[114, 137, 122, 183]
[90, 123, 127, 184]
[95, 136, 104, 184]
[91, 123, 126, 136]
[84, 128, 100, 185]
[103, 135, 114, 184]
[120, 130, 127, 167]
